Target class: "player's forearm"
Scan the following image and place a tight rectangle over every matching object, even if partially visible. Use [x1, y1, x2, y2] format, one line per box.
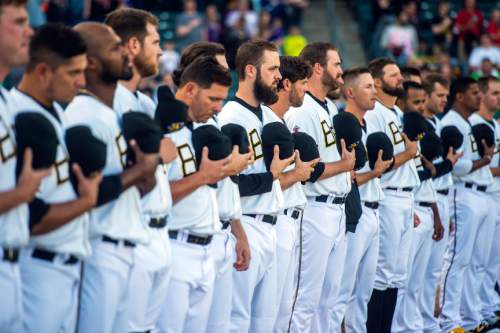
[0, 187, 30, 214]
[169, 172, 206, 204]
[320, 160, 351, 180]
[279, 170, 299, 190]
[355, 170, 379, 186]
[230, 219, 247, 242]
[135, 175, 157, 197]
[31, 198, 95, 235]
[490, 167, 500, 177]
[120, 164, 151, 190]
[470, 157, 491, 173]
[393, 150, 414, 169]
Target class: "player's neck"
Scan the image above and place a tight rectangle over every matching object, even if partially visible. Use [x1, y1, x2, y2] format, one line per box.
[268, 93, 289, 119]
[235, 81, 260, 108]
[85, 74, 116, 108]
[174, 89, 193, 122]
[477, 104, 494, 121]
[17, 75, 53, 108]
[0, 65, 9, 83]
[306, 78, 327, 102]
[119, 70, 142, 93]
[422, 107, 435, 119]
[345, 101, 366, 124]
[452, 103, 473, 120]
[376, 89, 397, 108]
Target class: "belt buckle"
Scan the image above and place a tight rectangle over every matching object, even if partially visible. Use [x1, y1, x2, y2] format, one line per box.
[5, 248, 15, 261]
[291, 210, 300, 220]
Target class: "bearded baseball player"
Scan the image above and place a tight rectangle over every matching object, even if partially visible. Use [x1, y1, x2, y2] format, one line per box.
[466, 76, 500, 332]
[218, 40, 295, 333]
[363, 58, 420, 333]
[0, 1, 50, 331]
[105, 9, 178, 332]
[329, 67, 393, 333]
[284, 42, 355, 333]
[67, 22, 159, 333]
[267, 56, 318, 332]
[439, 77, 495, 333]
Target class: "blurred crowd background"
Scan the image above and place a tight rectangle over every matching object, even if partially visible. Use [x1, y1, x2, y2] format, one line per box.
[6, 0, 500, 112]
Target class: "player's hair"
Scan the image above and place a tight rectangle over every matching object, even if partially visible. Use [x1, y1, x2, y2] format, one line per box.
[422, 73, 449, 95]
[173, 41, 226, 87]
[449, 77, 477, 104]
[0, 0, 27, 14]
[477, 75, 499, 93]
[277, 56, 312, 90]
[402, 81, 424, 100]
[179, 56, 231, 89]
[342, 67, 370, 87]
[104, 8, 158, 44]
[368, 57, 397, 79]
[401, 66, 421, 81]
[235, 39, 278, 80]
[26, 23, 87, 73]
[299, 42, 338, 68]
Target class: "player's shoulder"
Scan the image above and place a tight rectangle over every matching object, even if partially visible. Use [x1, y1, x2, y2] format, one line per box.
[262, 105, 282, 124]
[136, 91, 156, 118]
[468, 113, 484, 125]
[66, 94, 113, 123]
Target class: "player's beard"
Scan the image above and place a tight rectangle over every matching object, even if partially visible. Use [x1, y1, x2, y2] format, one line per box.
[289, 85, 304, 107]
[134, 49, 158, 78]
[254, 69, 278, 105]
[101, 55, 133, 84]
[381, 79, 404, 98]
[321, 70, 340, 92]
[327, 88, 341, 100]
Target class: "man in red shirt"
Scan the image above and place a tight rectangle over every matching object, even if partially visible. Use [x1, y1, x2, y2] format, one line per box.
[455, 0, 484, 55]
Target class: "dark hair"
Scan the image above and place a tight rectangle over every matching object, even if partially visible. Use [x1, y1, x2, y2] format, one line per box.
[299, 42, 338, 68]
[422, 73, 449, 95]
[26, 23, 86, 72]
[342, 67, 370, 86]
[105, 8, 158, 44]
[0, 0, 27, 13]
[173, 42, 226, 87]
[277, 56, 312, 90]
[235, 40, 278, 80]
[478, 75, 499, 93]
[179, 56, 231, 89]
[449, 77, 477, 104]
[368, 57, 397, 79]
[402, 81, 424, 100]
[401, 66, 421, 80]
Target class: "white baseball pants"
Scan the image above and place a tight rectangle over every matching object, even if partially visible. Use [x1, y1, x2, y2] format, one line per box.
[0, 255, 22, 332]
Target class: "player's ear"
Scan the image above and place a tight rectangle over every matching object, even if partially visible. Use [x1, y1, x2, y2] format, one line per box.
[245, 64, 256, 80]
[185, 82, 198, 99]
[35, 63, 52, 87]
[312, 62, 323, 77]
[85, 55, 99, 71]
[283, 78, 292, 92]
[126, 36, 141, 57]
[373, 77, 383, 89]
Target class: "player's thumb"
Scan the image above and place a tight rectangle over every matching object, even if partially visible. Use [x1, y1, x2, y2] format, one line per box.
[377, 149, 383, 160]
[273, 145, 280, 159]
[72, 163, 84, 181]
[202, 146, 209, 161]
[295, 149, 301, 162]
[22, 147, 33, 170]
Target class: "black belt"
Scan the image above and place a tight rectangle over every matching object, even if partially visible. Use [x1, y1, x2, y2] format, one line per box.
[283, 208, 302, 220]
[32, 248, 79, 265]
[102, 235, 136, 248]
[364, 201, 379, 209]
[418, 202, 433, 207]
[169, 230, 213, 245]
[243, 214, 277, 225]
[464, 182, 487, 192]
[437, 189, 449, 196]
[149, 217, 167, 228]
[386, 187, 413, 192]
[315, 195, 346, 205]
[221, 220, 230, 230]
[2, 247, 19, 263]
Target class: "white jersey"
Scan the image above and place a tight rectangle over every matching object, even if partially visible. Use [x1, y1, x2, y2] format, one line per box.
[114, 84, 172, 219]
[441, 110, 493, 186]
[266, 109, 306, 209]
[426, 116, 453, 191]
[357, 121, 384, 203]
[218, 98, 284, 215]
[0, 87, 29, 248]
[413, 143, 437, 203]
[284, 92, 351, 197]
[10, 89, 91, 257]
[469, 113, 500, 193]
[65, 94, 149, 244]
[166, 125, 220, 234]
[364, 101, 420, 189]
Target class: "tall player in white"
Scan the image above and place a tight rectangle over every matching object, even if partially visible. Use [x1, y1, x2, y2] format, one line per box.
[364, 58, 420, 333]
[439, 78, 495, 333]
[68, 23, 159, 333]
[330, 68, 393, 333]
[0, 2, 48, 331]
[284, 42, 355, 333]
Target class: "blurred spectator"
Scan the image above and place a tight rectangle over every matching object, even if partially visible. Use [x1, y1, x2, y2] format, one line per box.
[454, 0, 484, 57]
[159, 41, 180, 76]
[175, 0, 203, 51]
[380, 9, 418, 65]
[431, 1, 453, 49]
[27, 0, 46, 27]
[204, 4, 222, 42]
[470, 58, 500, 80]
[283, 25, 307, 56]
[269, 17, 285, 44]
[487, 9, 500, 46]
[373, 0, 394, 23]
[83, 0, 123, 22]
[222, 15, 250, 69]
[401, 0, 418, 26]
[268, 0, 309, 30]
[469, 34, 500, 70]
[225, 0, 259, 39]
[256, 10, 272, 40]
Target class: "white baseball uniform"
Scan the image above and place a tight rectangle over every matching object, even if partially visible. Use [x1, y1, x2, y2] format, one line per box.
[330, 121, 383, 333]
[0, 87, 28, 333]
[284, 92, 351, 333]
[9, 89, 91, 333]
[219, 98, 284, 333]
[65, 93, 150, 333]
[114, 84, 173, 332]
[158, 124, 220, 333]
[439, 109, 494, 332]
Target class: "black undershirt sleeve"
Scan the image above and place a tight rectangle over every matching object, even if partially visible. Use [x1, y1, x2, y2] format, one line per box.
[238, 171, 274, 197]
[28, 198, 50, 231]
[307, 162, 325, 183]
[433, 159, 453, 179]
[418, 168, 433, 181]
[96, 175, 123, 207]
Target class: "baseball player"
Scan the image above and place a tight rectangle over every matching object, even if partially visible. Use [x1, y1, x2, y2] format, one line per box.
[467, 76, 500, 331]
[8, 24, 103, 332]
[218, 40, 294, 333]
[67, 22, 159, 333]
[158, 56, 232, 333]
[266, 56, 317, 333]
[105, 9, 177, 332]
[363, 58, 420, 333]
[0, 2, 49, 331]
[284, 42, 355, 333]
[439, 78, 495, 333]
[400, 66, 422, 84]
[329, 67, 393, 333]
